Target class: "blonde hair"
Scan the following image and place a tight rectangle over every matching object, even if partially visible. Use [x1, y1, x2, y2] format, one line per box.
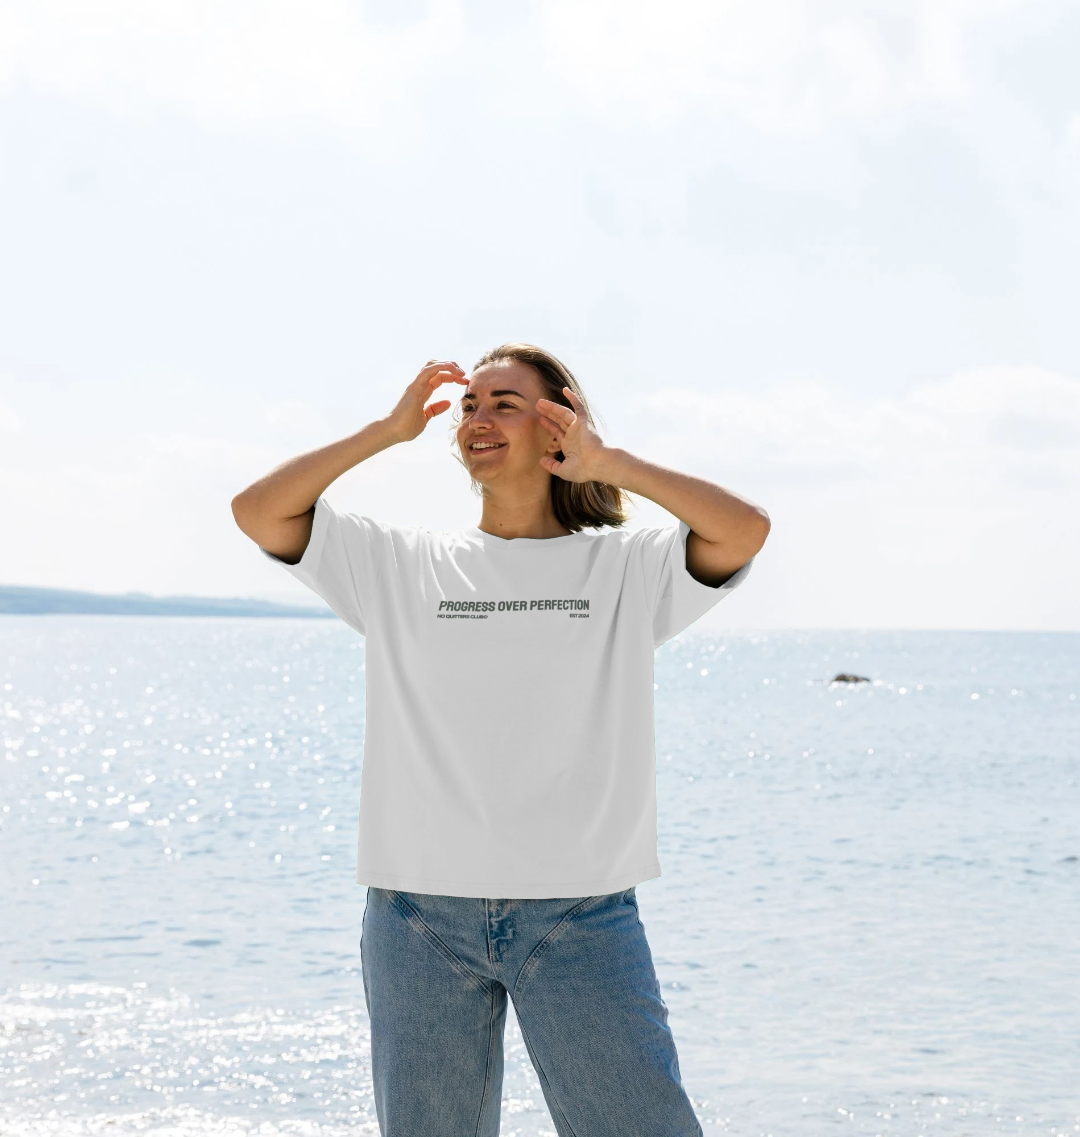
[449, 343, 630, 531]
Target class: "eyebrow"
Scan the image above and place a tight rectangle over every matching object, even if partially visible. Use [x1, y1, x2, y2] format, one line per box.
[460, 389, 526, 402]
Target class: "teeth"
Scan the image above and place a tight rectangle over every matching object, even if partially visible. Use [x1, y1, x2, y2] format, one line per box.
[471, 443, 503, 450]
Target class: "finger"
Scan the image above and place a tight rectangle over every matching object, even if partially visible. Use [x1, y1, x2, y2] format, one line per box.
[536, 398, 576, 423]
[417, 361, 465, 381]
[426, 369, 470, 388]
[424, 399, 451, 419]
[537, 414, 565, 439]
[560, 387, 590, 422]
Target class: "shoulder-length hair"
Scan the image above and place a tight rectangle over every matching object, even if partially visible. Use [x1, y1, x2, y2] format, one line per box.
[450, 342, 630, 532]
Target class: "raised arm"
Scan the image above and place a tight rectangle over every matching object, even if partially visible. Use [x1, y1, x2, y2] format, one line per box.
[592, 451, 769, 585]
[231, 361, 467, 563]
[536, 387, 770, 586]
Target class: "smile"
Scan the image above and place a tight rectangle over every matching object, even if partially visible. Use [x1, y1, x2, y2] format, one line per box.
[469, 442, 505, 452]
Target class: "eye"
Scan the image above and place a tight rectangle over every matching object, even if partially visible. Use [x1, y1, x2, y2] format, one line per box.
[461, 401, 517, 412]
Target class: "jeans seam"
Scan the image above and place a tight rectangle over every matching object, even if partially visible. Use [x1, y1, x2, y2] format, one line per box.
[388, 889, 488, 990]
[473, 982, 500, 1137]
[512, 893, 603, 999]
[516, 1014, 580, 1137]
[360, 888, 372, 1019]
[485, 898, 495, 974]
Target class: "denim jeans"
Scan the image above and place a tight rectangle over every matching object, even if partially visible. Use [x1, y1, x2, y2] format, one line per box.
[360, 885, 703, 1137]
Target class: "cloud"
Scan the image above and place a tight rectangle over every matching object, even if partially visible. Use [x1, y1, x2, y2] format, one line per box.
[621, 366, 1080, 629]
[0, 395, 24, 432]
[0, 388, 475, 599]
[0, 0, 464, 133]
[0, 420, 279, 592]
[0, 0, 1027, 138]
[538, 0, 1020, 130]
[630, 365, 1080, 487]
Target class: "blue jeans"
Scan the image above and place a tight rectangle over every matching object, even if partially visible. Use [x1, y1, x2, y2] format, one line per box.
[360, 886, 703, 1137]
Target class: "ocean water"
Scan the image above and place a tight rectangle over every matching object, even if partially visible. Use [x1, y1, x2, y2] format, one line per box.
[1, 617, 1077, 1136]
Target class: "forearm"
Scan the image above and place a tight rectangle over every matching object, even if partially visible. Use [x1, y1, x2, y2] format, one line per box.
[233, 417, 401, 524]
[594, 447, 770, 555]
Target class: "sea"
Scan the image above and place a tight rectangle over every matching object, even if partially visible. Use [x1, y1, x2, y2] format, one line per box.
[1, 617, 1077, 1137]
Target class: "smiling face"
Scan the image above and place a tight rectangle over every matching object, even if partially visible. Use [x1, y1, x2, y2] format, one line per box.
[455, 360, 563, 487]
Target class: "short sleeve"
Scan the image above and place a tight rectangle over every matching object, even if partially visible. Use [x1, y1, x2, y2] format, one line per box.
[259, 496, 392, 635]
[639, 520, 753, 648]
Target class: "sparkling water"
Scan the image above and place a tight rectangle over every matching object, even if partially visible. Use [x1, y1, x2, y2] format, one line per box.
[2, 617, 1077, 1135]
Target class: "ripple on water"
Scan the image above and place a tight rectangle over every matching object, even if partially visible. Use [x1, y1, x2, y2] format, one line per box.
[2, 620, 1079, 1135]
[0, 982, 557, 1136]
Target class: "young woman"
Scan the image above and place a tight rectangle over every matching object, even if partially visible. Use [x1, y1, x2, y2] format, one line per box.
[231, 343, 770, 1137]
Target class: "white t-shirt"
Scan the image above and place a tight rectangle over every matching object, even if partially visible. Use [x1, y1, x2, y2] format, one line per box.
[264, 496, 752, 899]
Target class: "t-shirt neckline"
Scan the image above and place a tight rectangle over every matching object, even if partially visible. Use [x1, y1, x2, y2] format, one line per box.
[463, 525, 587, 546]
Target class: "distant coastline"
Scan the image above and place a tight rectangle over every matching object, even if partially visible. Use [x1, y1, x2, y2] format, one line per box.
[0, 584, 333, 618]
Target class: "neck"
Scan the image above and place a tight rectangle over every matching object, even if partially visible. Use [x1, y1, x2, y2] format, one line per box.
[475, 481, 571, 540]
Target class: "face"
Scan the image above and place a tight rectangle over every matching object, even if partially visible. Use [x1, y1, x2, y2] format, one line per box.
[455, 360, 562, 486]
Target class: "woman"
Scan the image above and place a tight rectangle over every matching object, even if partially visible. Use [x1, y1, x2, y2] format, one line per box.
[231, 343, 770, 1137]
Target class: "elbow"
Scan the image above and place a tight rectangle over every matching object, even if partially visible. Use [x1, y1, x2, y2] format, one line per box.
[230, 488, 257, 534]
[750, 506, 771, 555]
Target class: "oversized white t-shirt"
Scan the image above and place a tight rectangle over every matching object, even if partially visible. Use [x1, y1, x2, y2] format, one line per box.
[264, 497, 752, 899]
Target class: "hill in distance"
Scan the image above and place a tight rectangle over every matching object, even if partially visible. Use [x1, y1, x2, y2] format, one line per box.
[0, 584, 333, 618]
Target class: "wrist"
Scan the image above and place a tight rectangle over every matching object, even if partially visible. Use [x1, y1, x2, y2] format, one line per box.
[588, 445, 638, 488]
[368, 416, 408, 448]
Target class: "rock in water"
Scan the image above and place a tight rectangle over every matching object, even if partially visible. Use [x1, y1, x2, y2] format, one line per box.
[832, 673, 870, 683]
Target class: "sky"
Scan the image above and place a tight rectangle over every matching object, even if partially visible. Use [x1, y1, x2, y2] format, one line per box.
[1, 0, 1078, 630]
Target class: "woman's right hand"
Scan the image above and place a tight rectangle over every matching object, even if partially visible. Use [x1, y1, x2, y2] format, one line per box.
[386, 360, 469, 443]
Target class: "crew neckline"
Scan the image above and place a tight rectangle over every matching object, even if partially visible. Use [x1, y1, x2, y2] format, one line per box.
[463, 525, 587, 546]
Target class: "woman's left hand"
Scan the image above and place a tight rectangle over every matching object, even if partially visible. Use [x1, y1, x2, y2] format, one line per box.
[536, 388, 610, 483]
